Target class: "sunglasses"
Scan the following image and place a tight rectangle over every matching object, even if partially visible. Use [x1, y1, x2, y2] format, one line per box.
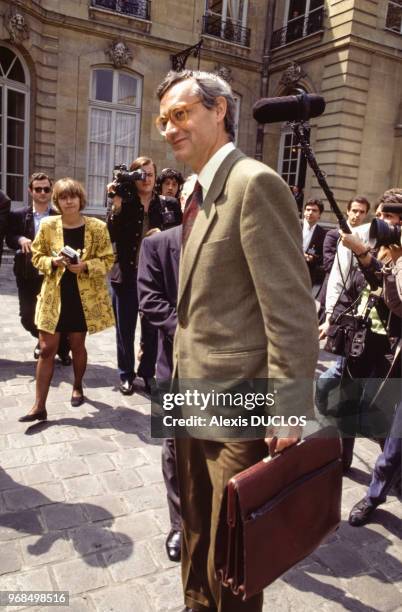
[33, 187, 51, 193]
[155, 100, 202, 135]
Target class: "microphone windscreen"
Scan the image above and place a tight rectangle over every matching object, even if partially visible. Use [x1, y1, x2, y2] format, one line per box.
[253, 94, 325, 124]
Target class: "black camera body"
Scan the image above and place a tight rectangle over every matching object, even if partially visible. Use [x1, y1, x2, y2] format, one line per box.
[159, 196, 181, 230]
[369, 202, 402, 249]
[110, 164, 146, 200]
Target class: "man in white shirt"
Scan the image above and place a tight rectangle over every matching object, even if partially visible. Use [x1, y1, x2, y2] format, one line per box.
[155, 70, 318, 612]
[316, 197, 371, 419]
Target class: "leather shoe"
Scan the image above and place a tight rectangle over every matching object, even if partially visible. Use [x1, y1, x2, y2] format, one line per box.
[119, 380, 134, 395]
[165, 529, 181, 562]
[57, 353, 72, 366]
[19, 410, 47, 422]
[142, 377, 153, 395]
[348, 497, 376, 527]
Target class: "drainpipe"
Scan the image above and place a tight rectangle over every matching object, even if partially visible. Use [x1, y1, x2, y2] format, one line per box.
[255, 0, 277, 161]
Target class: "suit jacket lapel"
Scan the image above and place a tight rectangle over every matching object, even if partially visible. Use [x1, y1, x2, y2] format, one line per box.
[178, 148, 245, 306]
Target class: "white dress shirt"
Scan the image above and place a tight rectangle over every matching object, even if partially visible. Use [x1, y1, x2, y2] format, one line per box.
[303, 220, 317, 252]
[325, 223, 371, 315]
[197, 141, 236, 200]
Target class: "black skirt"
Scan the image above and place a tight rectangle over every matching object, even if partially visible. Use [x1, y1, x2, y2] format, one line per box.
[56, 226, 87, 333]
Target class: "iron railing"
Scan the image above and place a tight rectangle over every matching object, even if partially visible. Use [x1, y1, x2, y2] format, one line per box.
[91, 0, 151, 20]
[202, 12, 251, 47]
[271, 6, 324, 49]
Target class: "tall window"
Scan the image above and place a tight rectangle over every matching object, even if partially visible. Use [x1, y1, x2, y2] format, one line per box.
[233, 93, 241, 145]
[285, 0, 324, 42]
[278, 128, 302, 187]
[87, 68, 142, 210]
[0, 46, 29, 204]
[204, 0, 250, 45]
[386, 1, 402, 34]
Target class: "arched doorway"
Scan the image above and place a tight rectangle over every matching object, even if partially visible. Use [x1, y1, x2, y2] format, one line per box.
[0, 44, 30, 205]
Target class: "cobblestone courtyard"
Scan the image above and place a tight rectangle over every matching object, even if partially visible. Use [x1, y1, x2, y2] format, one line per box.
[0, 262, 401, 612]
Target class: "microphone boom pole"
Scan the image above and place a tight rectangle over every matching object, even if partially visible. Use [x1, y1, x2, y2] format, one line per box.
[290, 121, 351, 235]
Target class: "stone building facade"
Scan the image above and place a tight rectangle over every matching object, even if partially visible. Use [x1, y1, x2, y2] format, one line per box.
[265, 0, 402, 216]
[0, 0, 267, 213]
[1, 1, 401, 217]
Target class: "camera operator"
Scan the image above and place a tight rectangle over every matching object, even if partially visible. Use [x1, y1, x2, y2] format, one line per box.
[348, 214, 402, 525]
[335, 189, 402, 470]
[107, 156, 181, 395]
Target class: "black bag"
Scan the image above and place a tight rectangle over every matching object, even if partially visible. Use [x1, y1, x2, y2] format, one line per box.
[324, 314, 369, 359]
[13, 250, 40, 281]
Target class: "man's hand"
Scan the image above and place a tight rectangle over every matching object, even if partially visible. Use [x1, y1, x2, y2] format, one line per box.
[388, 244, 402, 263]
[319, 316, 331, 340]
[265, 425, 302, 456]
[67, 261, 88, 275]
[338, 230, 367, 254]
[107, 182, 122, 212]
[19, 237, 32, 253]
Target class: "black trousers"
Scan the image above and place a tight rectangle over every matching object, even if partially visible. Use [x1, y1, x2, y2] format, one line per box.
[15, 274, 69, 356]
[162, 438, 181, 531]
[338, 330, 393, 468]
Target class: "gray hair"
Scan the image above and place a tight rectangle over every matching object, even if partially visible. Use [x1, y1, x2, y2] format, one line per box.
[156, 70, 236, 142]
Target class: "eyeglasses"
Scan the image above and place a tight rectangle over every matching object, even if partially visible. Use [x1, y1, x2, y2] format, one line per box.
[33, 187, 51, 194]
[155, 100, 202, 135]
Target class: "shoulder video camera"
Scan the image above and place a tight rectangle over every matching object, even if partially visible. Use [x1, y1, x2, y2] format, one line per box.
[369, 202, 402, 249]
[110, 164, 146, 201]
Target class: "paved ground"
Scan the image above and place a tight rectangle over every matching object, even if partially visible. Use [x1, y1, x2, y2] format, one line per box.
[0, 261, 401, 612]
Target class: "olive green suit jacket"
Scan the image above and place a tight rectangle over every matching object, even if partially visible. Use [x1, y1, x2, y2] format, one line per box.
[174, 148, 318, 417]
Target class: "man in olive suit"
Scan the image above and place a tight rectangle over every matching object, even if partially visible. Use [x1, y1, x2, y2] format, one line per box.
[156, 70, 318, 612]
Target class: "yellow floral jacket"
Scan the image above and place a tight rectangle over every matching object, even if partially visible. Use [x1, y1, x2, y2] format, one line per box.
[31, 215, 115, 334]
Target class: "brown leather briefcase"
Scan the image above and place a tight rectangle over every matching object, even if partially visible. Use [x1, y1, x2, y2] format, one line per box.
[215, 428, 342, 601]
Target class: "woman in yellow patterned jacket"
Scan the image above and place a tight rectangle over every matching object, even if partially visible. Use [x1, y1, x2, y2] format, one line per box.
[19, 178, 115, 422]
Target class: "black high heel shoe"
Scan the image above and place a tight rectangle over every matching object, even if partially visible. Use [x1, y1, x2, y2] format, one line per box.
[71, 388, 85, 407]
[19, 410, 47, 422]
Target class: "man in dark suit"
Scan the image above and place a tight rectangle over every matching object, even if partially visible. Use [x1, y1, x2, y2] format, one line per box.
[138, 225, 182, 562]
[6, 172, 70, 363]
[302, 198, 327, 287]
[0, 190, 11, 266]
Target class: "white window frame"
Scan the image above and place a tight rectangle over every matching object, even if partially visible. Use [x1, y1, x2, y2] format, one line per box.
[385, 1, 402, 34]
[86, 67, 142, 214]
[206, 0, 249, 34]
[0, 43, 30, 207]
[283, 0, 324, 34]
[277, 125, 302, 187]
[233, 92, 241, 145]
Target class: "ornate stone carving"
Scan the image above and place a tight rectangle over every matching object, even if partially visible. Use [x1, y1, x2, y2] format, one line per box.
[279, 62, 306, 87]
[214, 64, 233, 83]
[105, 39, 133, 68]
[5, 10, 30, 43]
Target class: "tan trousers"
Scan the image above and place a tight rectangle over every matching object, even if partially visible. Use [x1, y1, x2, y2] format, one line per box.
[175, 438, 267, 612]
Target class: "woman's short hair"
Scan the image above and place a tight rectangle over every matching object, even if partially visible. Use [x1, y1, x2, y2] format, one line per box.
[52, 178, 87, 211]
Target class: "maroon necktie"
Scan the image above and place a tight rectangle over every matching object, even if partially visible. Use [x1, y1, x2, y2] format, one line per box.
[182, 181, 203, 246]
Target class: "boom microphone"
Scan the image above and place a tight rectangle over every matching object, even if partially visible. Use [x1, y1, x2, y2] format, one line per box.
[253, 93, 326, 124]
